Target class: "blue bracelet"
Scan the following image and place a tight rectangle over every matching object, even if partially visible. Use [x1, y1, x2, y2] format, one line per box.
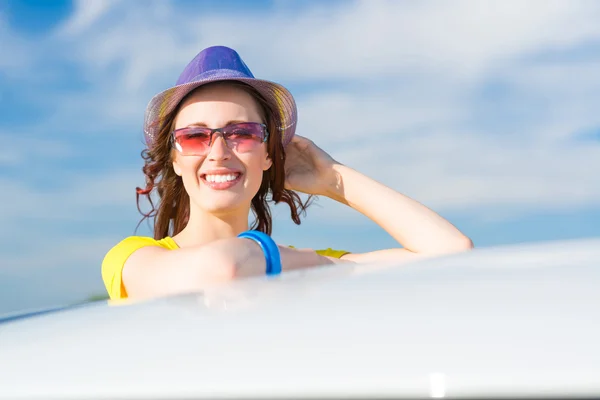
[237, 230, 282, 275]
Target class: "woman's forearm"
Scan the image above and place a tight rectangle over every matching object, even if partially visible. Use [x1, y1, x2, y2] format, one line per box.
[123, 237, 342, 299]
[324, 164, 473, 255]
[175, 237, 341, 280]
[161, 237, 333, 280]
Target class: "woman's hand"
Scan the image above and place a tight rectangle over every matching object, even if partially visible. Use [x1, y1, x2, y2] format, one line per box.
[283, 135, 340, 196]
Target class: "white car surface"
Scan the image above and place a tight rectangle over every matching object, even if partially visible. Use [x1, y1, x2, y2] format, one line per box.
[1, 238, 599, 399]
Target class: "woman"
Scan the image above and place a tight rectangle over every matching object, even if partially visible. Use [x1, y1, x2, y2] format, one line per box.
[101, 46, 473, 301]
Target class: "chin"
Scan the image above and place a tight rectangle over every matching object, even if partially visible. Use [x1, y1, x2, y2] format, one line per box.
[195, 193, 251, 215]
[204, 202, 247, 215]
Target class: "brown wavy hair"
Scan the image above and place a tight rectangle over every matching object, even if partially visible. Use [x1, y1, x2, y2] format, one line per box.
[135, 81, 312, 240]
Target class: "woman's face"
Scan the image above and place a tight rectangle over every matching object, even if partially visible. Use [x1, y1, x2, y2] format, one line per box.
[171, 83, 272, 216]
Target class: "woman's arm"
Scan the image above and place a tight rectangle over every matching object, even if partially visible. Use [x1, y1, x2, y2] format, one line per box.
[283, 135, 473, 264]
[121, 237, 339, 300]
[324, 164, 473, 263]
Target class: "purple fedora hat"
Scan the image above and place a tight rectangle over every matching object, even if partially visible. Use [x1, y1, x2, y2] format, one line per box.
[143, 45, 297, 147]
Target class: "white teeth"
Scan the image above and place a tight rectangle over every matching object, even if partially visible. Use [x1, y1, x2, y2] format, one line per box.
[205, 174, 238, 183]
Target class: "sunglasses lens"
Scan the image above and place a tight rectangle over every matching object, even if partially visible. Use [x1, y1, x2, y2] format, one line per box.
[223, 123, 266, 152]
[174, 129, 211, 155]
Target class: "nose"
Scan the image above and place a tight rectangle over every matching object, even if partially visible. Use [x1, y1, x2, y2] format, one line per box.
[206, 133, 232, 161]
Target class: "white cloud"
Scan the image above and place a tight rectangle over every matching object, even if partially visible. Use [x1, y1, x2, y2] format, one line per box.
[294, 77, 469, 145]
[0, 132, 74, 167]
[2, 0, 598, 220]
[55, 0, 122, 37]
[0, 12, 31, 73]
[0, 168, 140, 228]
[495, 61, 600, 141]
[0, 149, 20, 166]
[292, 65, 600, 217]
[1, 235, 114, 278]
[66, 0, 599, 84]
[274, 132, 600, 227]
[3, 0, 599, 218]
[16, 0, 600, 139]
[365, 133, 600, 212]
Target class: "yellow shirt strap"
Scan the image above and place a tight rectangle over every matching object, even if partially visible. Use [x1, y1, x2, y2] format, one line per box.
[315, 248, 350, 259]
[288, 245, 350, 259]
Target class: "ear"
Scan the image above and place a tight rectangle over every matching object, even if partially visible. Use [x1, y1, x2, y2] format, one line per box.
[172, 159, 182, 176]
[263, 153, 273, 171]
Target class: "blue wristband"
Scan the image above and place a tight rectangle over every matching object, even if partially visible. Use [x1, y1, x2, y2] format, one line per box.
[237, 230, 282, 275]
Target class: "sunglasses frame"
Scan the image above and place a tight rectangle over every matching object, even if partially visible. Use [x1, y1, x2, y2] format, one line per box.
[171, 122, 270, 155]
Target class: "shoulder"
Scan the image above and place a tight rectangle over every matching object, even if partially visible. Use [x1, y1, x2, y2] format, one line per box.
[101, 236, 177, 299]
[102, 236, 176, 266]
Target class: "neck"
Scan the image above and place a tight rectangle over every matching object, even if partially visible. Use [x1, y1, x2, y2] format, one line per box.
[174, 203, 251, 247]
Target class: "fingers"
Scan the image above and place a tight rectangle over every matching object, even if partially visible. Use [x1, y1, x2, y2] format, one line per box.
[291, 135, 311, 144]
[289, 135, 314, 151]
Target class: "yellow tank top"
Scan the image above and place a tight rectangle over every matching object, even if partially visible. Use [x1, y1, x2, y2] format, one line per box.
[101, 236, 349, 300]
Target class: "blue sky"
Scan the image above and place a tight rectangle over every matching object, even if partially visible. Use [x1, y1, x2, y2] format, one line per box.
[1, 0, 599, 315]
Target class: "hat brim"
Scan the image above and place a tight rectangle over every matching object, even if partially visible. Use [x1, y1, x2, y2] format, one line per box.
[143, 72, 297, 148]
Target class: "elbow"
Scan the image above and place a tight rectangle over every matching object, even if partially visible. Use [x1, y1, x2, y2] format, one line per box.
[187, 246, 238, 285]
[208, 263, 237, 282]
[203, 251, 238, 282]
[451, 235, 475, 252]
[195, 238, 268, 283]
[221, 259, 240, 281]
[461, 234, 475, 249]
[430, 235, 474, 256]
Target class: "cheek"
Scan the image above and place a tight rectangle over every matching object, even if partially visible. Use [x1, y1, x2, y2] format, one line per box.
[175, 156, 203, 183]
[241, 153, 268, 186]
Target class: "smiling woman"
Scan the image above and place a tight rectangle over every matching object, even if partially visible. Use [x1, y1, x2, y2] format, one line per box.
[100, 45, 473, 301]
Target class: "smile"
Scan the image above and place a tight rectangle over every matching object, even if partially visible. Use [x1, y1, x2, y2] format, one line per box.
[204, 173, 239, 183]
[200, 171, 243, 190]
